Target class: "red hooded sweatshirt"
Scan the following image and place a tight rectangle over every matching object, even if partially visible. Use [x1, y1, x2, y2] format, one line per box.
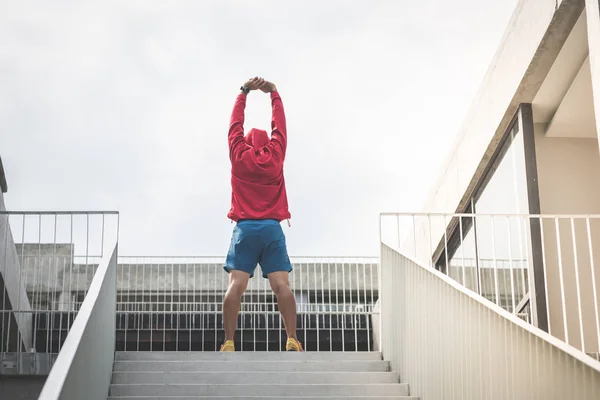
[227, 91, 290, 222]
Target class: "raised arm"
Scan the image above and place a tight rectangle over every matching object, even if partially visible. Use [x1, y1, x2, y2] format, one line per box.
[261, 82, 287, 157]
[228, 77, 265, 161]
[228, 93, 246, 161]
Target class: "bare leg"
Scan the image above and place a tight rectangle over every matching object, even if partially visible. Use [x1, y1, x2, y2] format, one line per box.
[223, 271, 250, 341]
[268, 271, 297, 339]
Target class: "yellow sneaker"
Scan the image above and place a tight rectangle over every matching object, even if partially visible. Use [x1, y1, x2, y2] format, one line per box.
[286, 337, 303, 352]
[220, 340, 235, 352]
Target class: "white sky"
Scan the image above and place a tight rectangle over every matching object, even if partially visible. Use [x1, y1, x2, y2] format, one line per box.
[1, 0, 519, 257]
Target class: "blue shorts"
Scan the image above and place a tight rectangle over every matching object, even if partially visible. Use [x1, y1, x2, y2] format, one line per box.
[224, 219, 292, 278]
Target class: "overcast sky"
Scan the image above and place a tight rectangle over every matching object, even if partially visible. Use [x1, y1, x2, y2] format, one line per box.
[1, 0, 519, 257]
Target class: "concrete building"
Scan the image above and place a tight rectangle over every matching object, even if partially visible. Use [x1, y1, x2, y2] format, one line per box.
[2, 244, 379, 354]
[396, 0, 600, 358]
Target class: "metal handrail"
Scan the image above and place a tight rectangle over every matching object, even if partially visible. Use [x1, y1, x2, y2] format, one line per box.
[114, 257, 379, 352]
[37, 244, 117, 400]
[0, 211, 119, 215]
[1, 211, 120, 375]
[380, 212, 600, 356]
[380, 212, 600, 218]
[119, 255, 378, 258]
[379, 245, 600, 399]
[393, 246, 600, 371]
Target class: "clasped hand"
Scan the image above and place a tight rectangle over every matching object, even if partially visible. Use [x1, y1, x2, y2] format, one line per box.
[243, 77, 277, 93]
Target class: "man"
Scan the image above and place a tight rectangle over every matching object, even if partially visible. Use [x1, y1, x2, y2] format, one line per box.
[221, 77, 302, 352]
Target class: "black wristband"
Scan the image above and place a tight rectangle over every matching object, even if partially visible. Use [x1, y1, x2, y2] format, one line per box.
[240, 86, 250, 95]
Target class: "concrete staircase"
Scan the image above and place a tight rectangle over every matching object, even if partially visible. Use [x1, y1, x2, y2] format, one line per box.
[108, 351, 417, 399]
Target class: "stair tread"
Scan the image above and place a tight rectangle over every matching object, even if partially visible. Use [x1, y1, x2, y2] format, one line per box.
[108, 397, 418, 399]
[108, 397, 417, 399]
[114, 360, 386, 365]
[111, 383, 407, 386]
[109, 351, 408, 398]
[115, 351, 382, 361]
[113, 360, 390, 373]
[112, 371, 398, 384]
[109, 383, 410, 397]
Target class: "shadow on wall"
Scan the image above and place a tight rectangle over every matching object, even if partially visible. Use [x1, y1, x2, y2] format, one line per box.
[0, 375, 47, 400]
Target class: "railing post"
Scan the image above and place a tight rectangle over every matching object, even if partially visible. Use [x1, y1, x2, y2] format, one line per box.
[377, 215, 384, 354]
[378, 258, 383, 354]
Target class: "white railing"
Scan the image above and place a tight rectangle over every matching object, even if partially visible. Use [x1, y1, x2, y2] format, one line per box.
[0, 211, 119, 375]
[116, 256, 379, 352]
[38, 244, 118, 400]
[381, 212, 600, 356]
[116, 301, 374, 314]
[380, 244, 600, 399]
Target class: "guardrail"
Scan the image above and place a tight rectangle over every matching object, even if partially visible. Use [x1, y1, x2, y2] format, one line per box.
[380, 212, 600, 356]
[37, 244, 117, 400]
[116, 256, 379, 352]
[0, 211, 119, 375]
[380, 244, 600, 399]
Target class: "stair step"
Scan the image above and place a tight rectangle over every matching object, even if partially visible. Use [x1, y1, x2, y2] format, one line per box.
[109, 383, 410, 397]
[109, 397, 418, 399]
[108, 397, 418, 399]
[111, 371, 398, 384]
[115, 351, 382, 361]
[113, 360, 390, 372]
[115, 328, 373, 352]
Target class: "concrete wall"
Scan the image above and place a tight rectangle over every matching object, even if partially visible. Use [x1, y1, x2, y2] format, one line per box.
[534, 124, 600, 351]
[117, 262, 378, 293]
[16, 244, 94, 303]
[16, 259, 377, 305]
[13, 244, 378, 301]
[9, 250, 378, 312]
[0, 376, 47, 400]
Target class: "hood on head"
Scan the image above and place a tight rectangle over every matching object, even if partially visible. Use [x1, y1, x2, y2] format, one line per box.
[245, 128, 269, 149]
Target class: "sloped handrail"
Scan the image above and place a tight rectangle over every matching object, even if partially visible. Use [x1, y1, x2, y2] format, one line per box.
[37, 244, 117, 400]
[380, 244, 600, 399]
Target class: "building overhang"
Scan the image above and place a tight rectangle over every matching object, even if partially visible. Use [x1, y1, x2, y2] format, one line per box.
[423, 0, 586, 216]
[533, 10, 597, 138]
